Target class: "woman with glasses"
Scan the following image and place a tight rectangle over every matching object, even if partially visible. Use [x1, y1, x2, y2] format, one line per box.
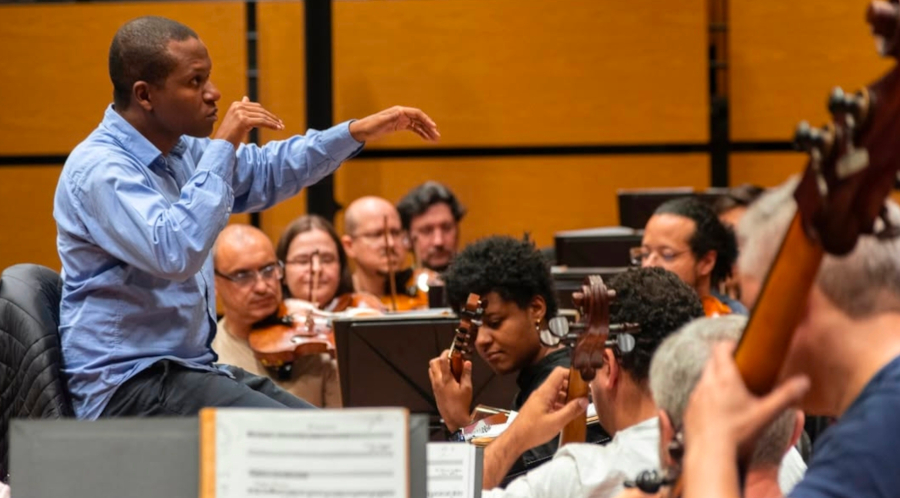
[276, 215, 384, 313]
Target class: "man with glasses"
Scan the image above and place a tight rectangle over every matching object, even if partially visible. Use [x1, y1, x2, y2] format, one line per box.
[341, 196, 434, 309]
[212, 224, 341, 408]
[396, 181, 466, 272]
[631, 197, 746, 317]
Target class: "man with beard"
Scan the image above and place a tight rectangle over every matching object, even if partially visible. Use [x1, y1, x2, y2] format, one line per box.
[396, 181, 465, 272]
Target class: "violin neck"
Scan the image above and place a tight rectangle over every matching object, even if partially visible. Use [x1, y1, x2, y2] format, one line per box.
[734, 212, 824, 395]
[558, 367, 590, 445]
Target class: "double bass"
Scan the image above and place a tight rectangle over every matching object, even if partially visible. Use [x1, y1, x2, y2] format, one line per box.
[539, 275, 640, 445]
[628, 2, 900, 494]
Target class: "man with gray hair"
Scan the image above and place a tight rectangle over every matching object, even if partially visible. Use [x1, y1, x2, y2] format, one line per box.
[649, 315, 806, 498]
[680, 177, 900, 498]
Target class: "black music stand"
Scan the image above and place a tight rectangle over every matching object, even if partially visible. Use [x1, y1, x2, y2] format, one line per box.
[554, 226, 642, 268]
[333, 314, 518, 419]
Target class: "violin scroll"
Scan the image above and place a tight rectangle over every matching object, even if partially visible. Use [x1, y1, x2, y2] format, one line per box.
[449, 293, 485, 382]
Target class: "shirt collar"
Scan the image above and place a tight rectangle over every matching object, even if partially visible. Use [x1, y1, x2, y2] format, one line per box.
[101, 104, 187, 166]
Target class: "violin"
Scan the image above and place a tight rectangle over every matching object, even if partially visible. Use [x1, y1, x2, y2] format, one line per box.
[248, 302, 336, 380]
[637, 4, 900, 496]
[540, 276, 640, 445]
[380, 215, 438, 311]
[448, 293, 486, 382]
[248, 249, 383, 380]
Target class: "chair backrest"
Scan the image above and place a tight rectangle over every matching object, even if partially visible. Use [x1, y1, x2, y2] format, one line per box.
[0, 263, 73, 481]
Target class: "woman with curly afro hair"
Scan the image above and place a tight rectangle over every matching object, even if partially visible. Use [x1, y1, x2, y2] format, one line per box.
[428, 236, 608, 485]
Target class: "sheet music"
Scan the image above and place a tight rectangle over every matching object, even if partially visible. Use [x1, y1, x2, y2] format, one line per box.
[208, 408, 409, 498]
[426, 443, 481, 498]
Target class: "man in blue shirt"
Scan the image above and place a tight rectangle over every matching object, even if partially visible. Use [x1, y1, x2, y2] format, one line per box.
[678, 178, 900, 498]
[54, 15, 439, 420]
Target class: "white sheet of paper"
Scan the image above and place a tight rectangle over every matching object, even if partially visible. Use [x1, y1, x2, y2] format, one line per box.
[426, 443, 479, 498]
[210, 407, 409, 498]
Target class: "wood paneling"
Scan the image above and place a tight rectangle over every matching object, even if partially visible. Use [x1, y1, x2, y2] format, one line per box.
[729, 152, 806, 188]
[0, 166, 62, 272]
[333, 0, 708, 148]
[0, 2, 246, 155]
[256, 0, 308, 243]
[333, 154, 710, 248]
[730, 0, 893, 141]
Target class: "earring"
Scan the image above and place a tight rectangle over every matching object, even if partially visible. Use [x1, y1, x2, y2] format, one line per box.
[534, 319, 541, 332]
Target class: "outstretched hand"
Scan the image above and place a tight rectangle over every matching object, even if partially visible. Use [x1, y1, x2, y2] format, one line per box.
[349, 106, 440, 143]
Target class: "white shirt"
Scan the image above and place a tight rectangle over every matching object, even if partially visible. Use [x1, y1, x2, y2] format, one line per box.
[0, 481, 10, 498]
[483, 417, 808, 498]
[484, 417, 660, 498]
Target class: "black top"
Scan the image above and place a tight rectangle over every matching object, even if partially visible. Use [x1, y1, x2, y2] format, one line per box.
[502, 348, 610, 487]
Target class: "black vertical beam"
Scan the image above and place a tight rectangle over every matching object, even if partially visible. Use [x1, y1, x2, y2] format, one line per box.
[246, 0, 262, 228]
[709, 0, 729, 188]
[305, 0, 341, 222]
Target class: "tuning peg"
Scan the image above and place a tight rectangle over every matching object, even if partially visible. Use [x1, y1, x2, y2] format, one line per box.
[828, 87, 868, 124]
[539, 328, 561, 347]
[794, 121, 827, 153]
[606, 333, 636, 354]
[547, 316, 570, 339]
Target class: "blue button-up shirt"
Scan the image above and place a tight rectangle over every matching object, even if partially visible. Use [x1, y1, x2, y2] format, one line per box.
[54, 105, 363, 419]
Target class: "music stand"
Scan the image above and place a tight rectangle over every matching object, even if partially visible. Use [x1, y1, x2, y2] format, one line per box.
[333, 314, 519, 418]
[554, 226, 642, 268]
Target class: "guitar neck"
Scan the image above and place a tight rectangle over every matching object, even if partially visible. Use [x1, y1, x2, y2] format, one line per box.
[734, 212, 824, 395]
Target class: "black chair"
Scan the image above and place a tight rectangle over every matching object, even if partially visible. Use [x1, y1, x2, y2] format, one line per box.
[0, 264, 73, 481]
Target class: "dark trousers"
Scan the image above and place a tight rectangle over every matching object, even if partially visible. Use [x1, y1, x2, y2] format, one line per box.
[101, 360, 315, 417]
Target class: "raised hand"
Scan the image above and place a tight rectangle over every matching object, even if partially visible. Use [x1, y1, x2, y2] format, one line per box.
[349, 106, 440, 143]
[428, 349, 473, 432]
[213, 96, 285, 148]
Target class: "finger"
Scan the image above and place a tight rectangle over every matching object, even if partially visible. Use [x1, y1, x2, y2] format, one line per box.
[404, 107, 438, 128]
[461, 361, 473, 390]
[547, 397, 589, 427]
[240, 109, 285, 130]
[410, 119, 440, 142]
[242, 96, 249, 103]
[246, 116, 284, 131]
[748, 375, 810, 437]
[438, 351, 453, 379]
[439, 349, 451, 360]
[241, 104, 284, 126]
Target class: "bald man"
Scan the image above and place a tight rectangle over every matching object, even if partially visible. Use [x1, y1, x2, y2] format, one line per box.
[342, 196, 432, 309]
[213, 224, 341, 407]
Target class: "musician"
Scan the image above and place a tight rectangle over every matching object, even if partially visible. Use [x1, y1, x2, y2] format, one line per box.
[649, 315, 806, 498]
[681, 178, 900, 498]
[212, 224, 341, 408]
[342, 196, 434, 309]
[635, 197, 747, 316]
[474, 266, 705, 496]
[276, 214, 383, 311]
[54, 15, 439, 419]
[714, 184, 765, 302]
[396, 181, 466, 272]
[429, 236, 610, 485]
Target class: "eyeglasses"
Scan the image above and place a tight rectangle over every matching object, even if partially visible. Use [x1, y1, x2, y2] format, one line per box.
[629, 246, 689, 266]
[285, 252, 339, 267]
[352, 228, 407, 245]
[215, 261, 284, 287]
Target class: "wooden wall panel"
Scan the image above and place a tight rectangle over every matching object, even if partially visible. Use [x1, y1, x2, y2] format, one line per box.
[728, 152, 806, 188]
[333, 154, 710, 248]
[256, 0, 308, 242]
[333, 0, 708, 148]
[0, 167, 62, 272]
[730, 0, 893, 141]
[0, 2, 246, 155]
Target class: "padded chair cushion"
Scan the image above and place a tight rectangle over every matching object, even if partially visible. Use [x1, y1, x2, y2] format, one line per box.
[0, 264, 73, 481]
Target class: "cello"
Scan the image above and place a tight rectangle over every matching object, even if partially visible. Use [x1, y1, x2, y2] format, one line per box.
[539, 275, 640, 445]
[628, 2, 900, 494]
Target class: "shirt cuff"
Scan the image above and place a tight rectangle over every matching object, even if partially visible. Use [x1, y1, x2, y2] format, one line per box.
[320, 120, 365, 162]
